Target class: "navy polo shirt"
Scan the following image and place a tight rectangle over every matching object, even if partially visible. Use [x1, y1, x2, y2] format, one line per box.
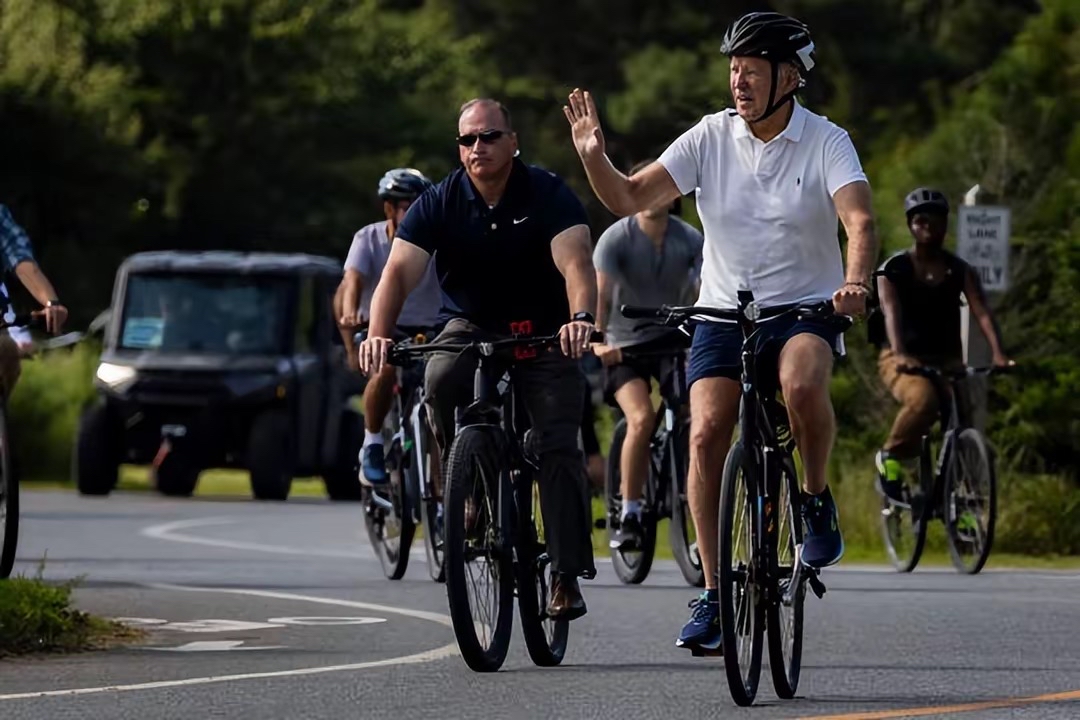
[396, 158, 589, 335]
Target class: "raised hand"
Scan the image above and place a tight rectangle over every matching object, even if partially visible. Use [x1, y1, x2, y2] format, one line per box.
[563, 88, 606, 160]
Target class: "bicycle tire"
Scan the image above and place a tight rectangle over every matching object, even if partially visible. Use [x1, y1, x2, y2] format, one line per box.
[363, 399, 414, 580]
[719, 441, 765, 707]
[444, 426, 514, 672]
[880, 438, 931, 573]
[667, 416, 703, 587]
[944, 429, 996, 574]
[516, 477, 569, 666]
[0, 405, 18, 579]
[605, 419, 657, 585]
[767, 454, 804, 699]
[416, 420, 445, 583]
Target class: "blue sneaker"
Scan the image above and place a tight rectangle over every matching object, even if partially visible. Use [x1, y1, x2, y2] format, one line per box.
[675, 591, 722, 652]
[360, 444, 388, 486]
[801, 486, 844, 568]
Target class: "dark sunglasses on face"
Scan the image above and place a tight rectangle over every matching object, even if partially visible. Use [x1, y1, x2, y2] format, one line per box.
[456, 129, 506, 147]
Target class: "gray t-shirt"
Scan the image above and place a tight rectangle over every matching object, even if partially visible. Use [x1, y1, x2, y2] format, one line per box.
[344, 221, 443, 328]
[594, 215, 704, 348]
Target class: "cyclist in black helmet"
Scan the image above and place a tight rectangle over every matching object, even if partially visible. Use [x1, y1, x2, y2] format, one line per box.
[336, 167, 444, 485]
[565, 11, 878, 652]
[871, 188, 1012, 500]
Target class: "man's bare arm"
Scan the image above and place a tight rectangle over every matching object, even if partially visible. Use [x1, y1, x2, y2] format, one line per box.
[368, 240, 430, 339]
[14, 261, 59, 306]
[550, 224, 596, 317]
[595, 270, 614, 332]
[833, 181, 878, 286]
[964, 266, 1008, 360]
[580, 158, 683, 219]
[877, 275, 907, 356]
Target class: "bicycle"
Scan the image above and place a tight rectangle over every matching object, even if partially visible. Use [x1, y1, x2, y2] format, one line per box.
[2, 312, 73, 579]
[624, 292, 851, 706]
[878, 364, 1008, 575]
[597, 333, 703, 587]
[357, 329, 445, 583]
[387, 328, 601, 672]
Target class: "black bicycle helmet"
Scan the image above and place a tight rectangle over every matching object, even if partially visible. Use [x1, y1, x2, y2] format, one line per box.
[721, 12, 816, 123]
[377, 168, 433, 201]
[904, 187, 950, 219]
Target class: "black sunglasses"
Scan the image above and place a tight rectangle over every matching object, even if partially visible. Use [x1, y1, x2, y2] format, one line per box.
[456, 129, 506, 147]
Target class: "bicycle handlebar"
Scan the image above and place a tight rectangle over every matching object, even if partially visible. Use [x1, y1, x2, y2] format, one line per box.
[620, 301, 852, 331]
[899, 364, 1016, 380]
[386, 330, 605, 366]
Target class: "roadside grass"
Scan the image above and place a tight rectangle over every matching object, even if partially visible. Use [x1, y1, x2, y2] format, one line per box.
[0, 568, 144, 658]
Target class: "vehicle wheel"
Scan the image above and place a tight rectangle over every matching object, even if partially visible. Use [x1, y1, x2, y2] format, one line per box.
[719, 441, 764, 707]
[880, 439, 931, 573]
[73, 401, 119, 496]
[1, 406, 19, 578]
[516, 477, 569, 666]
[944, 429, 996, 574]
[248, 410, 294, 501]
[444, 426, 513, 672]
[605, 419, 657, 585]
[324, 410, 364, 501]
[154, 452, 200, 497]
[668, 416, 704, 587]
[767, 456, 804, 700]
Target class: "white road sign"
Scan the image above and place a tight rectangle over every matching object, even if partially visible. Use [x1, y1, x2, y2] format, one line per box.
[957, 205, 1011, 292]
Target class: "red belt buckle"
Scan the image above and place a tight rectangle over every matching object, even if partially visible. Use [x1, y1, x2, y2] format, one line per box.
[510, 320, 537, 360]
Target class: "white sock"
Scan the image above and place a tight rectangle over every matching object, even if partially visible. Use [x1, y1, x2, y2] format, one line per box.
[363, 430, 383, 448]
[622, 499, 642, 520]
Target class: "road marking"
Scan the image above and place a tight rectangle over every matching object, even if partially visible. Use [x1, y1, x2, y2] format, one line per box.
[139, 517, 367, 559]
[154, 619, 286, 633]
[798, 687, 1080, 719]
[148, 641, 284, 652]
[0, 584, 456, 702]
[268, 616, 386, 626]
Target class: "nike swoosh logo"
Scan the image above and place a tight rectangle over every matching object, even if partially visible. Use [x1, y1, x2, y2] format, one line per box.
[513, 217, 528, 224]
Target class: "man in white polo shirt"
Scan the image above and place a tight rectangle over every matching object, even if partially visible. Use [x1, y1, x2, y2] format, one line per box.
[564, 11, 877, 652]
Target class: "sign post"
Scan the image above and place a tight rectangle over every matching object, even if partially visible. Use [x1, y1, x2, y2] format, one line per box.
[956, 185, 1010, 431]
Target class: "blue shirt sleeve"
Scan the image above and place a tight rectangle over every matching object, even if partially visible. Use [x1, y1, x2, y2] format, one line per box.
[543, 180, 590, 240]
[0, 205, 35, 272]
[394, 187, 440, 256]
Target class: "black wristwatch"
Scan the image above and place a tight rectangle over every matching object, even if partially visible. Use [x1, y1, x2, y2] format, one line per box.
[571, 311, 595, 325]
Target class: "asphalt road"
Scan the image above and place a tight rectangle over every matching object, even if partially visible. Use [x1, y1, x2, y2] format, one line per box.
[2, 489, 1079, 719]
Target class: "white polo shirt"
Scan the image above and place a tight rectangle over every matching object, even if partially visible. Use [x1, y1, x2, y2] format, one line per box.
[657, 101, 867, 312]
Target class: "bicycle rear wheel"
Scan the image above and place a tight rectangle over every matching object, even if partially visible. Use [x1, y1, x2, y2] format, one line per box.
[417, 420, 445, 583]
[0, 406, 18, 579]
[667, 416, 703, 587]
[516, 476, 569, 666]
[605, 419, 657, 584]
[719, 441, 765, 707]
[944, 429, 996, 574]
[879, 440, 931, 573]
[767, 455, 804, 699]
[444, 426, 514, 672]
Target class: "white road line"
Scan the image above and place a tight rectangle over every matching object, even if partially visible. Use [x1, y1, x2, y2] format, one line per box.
[139, 516, 428, 558]
[0, 583, 456, 702]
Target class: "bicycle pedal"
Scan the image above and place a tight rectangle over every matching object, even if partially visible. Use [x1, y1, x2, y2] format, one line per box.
[807, 573, 827, 599]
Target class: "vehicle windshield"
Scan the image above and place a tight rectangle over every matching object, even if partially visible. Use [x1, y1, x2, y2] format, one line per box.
[119, 272, 292, 354]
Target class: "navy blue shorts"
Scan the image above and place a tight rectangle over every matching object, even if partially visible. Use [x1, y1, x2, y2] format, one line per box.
[686, 318, 842, 387]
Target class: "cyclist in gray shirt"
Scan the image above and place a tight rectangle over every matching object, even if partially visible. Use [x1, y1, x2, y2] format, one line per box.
[590, 160, 704, 550]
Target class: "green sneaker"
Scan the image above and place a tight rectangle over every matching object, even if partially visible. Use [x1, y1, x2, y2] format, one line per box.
[874, 450, 905, 502]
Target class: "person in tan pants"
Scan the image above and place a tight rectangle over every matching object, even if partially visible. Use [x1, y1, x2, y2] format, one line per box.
[871, 188, 1011, 499]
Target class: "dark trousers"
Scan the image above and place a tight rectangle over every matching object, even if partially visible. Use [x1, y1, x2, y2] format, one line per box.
[424, 319, 596, 578]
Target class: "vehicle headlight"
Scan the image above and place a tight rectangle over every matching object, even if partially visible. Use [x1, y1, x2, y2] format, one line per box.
[96, 362, 137, 388]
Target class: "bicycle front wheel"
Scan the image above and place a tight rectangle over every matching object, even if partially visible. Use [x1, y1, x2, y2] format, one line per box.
[719, 441, 765, 707]
[0, 406, 18, 579]
[417, 420, 445, 583]
[667, 416, 703, 587]
[605, 419, 657, 584]
[944, 429, 996, 574]
[444, 426, 514, 672]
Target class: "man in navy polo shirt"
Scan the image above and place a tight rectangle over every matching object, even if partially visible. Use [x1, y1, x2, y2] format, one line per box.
[358, 98, 599, 621]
